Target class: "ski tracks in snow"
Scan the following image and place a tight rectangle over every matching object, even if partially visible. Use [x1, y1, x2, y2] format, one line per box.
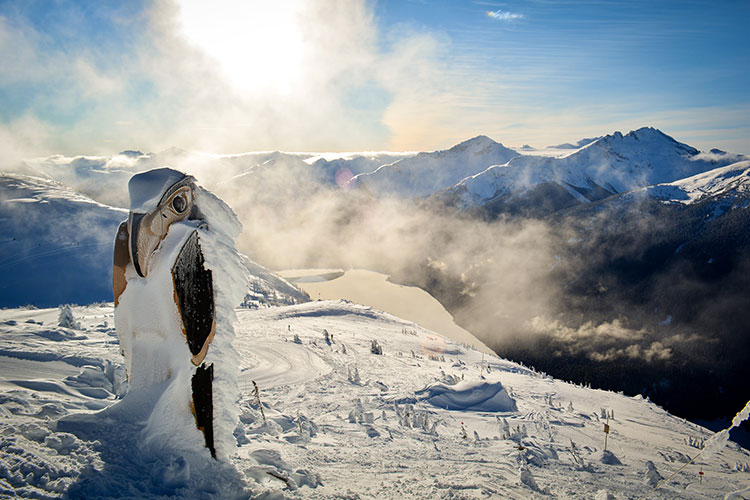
[237, 341, 331, 391]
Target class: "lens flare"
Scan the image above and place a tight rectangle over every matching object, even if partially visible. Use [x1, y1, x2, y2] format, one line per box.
[334, 168, 355, 189]
[421, 334, 446, 357]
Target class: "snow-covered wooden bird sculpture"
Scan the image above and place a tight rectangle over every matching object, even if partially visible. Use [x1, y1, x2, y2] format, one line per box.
[113, 168, 246, 459]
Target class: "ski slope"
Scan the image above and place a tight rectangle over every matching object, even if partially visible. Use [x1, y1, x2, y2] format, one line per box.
[278, 268, 494, 355]
[1, 302, 749, 499]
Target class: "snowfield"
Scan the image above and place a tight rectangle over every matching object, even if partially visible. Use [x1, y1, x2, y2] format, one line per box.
[643, 160, 750, 205]
[1, 302, 749, 499]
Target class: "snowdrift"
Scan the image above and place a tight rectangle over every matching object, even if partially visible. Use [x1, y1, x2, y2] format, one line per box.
[415, 379, 517, 412]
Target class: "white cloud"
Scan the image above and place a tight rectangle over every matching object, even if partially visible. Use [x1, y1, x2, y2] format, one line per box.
[487, 10, 524, 21]
[121, 0, 477, 153]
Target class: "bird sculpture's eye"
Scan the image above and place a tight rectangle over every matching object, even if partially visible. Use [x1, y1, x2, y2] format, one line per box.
[172, 194, 187, 213]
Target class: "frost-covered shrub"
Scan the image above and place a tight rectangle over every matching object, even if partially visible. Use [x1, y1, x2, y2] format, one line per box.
[348, 366, 361, 385]
[439, 370, 460, 385]
[57, 305, 80, 329]
[519, 466, 541, 492]
[644, 461, 663, 487]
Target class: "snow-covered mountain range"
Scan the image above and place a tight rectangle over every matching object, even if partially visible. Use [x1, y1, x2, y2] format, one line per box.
[13, 127, 746, 221]
[438, 128, 747, 217]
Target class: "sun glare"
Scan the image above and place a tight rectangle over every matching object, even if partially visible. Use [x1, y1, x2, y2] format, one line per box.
[175, 0, 306, 95]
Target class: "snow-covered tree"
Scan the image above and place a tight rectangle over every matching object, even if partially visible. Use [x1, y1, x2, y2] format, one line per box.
[57, 305, 80, 329]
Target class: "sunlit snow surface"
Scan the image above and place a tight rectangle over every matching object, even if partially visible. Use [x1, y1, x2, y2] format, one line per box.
[1, 303, 750, 498]
[643, 160, 750, 205]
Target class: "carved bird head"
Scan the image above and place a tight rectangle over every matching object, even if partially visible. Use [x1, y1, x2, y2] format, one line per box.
[127, 168, 201, 277]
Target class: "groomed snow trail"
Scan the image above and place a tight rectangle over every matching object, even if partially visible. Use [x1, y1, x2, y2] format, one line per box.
[237, 341, 331, 390]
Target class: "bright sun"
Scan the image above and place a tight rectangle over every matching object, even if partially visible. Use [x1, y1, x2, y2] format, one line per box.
[175, 0, 306, 95]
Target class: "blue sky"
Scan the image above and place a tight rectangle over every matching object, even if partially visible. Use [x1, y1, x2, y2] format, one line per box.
[377, 0, 748, 108]
[0, 0, 748, 156]
[374, 0, 749, 150]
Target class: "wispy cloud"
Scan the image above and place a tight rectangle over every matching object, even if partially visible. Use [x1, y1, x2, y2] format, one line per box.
[486, 10, 524, 21]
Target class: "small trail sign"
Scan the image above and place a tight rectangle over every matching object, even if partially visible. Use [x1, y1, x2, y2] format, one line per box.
[604, 415, 611, 451]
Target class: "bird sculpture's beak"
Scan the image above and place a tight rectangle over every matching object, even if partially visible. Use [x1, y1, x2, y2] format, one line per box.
[127, 181, 195, 278]
[128, 211, 162, 278]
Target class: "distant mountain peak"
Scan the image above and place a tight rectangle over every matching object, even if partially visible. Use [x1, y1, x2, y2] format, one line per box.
[460, 135, 496, 145]
[604, 127, 672, 142]
[118, 150, 144, 158]
[602, 126, 666, 142]
[548, 137, 600, 150]
[627, 126, 669, 140]
[448, 135, 506, 154]
[590, 127, 698, 155]
[352, 135, 518, 198]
